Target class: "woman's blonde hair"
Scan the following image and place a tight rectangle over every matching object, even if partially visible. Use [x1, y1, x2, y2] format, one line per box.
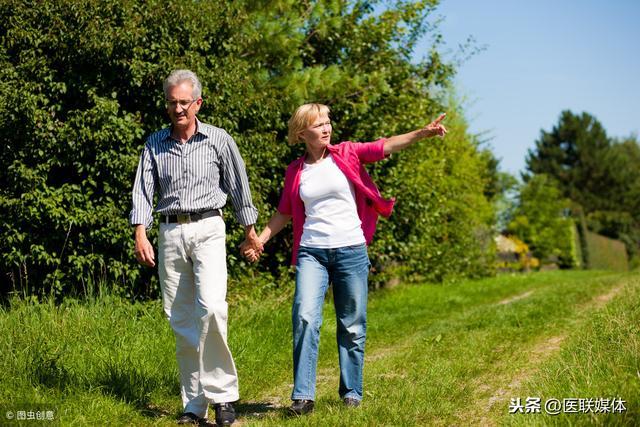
[287, 103, 330, 145]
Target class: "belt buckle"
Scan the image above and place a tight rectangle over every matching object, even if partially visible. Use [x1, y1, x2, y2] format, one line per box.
[177, 214, 190, 224]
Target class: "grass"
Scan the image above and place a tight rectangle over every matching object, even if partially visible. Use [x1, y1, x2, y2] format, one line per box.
[0, 270, 638, 425]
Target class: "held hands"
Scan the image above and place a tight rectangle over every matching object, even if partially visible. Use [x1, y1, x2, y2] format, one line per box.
[417, 113, 448, 139]
[239, 226, 264, 263]
[242, 246, 261, 263]
[239, 241, 262, 263]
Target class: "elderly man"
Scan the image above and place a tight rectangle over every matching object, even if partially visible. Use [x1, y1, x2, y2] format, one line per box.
[130, 69, 262, 426]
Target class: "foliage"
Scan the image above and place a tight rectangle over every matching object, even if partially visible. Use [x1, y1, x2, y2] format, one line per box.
[0, 0, 495, 298]
[492, 171, 519, 232]
[584, 231, 629, 271]
[369, 107, 496, 284]
[525, 111, 611, 209]
[525, 110, 640, 263]
[507, 174, 576, 267]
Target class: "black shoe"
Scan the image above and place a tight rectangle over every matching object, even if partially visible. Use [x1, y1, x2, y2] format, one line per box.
[343, 397, 361, 408]
[214, 402, 235, 426]
[177, 412, 202, 425]
[289, 399, 314, 415]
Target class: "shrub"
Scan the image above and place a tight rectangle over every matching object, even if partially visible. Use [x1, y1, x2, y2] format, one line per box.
[507, 174, 576, 268]
[583, 231, 629, 271]
[1, 0, 495, 298]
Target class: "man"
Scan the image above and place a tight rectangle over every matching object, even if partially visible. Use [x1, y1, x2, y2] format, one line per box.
[130, 69, 262, 426]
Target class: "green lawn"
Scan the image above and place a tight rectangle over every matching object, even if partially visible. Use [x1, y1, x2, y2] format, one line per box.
[1, 270, 638, 426]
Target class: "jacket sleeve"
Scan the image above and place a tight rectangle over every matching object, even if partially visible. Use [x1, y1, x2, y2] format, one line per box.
[277, 165, 294, 215]
[351, 138, 388, 164]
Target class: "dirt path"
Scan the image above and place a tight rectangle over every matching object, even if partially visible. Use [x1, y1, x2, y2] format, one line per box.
[235, 279, 628, 424]
[460, 283, 626, 426]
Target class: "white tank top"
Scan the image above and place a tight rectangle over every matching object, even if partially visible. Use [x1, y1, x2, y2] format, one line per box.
[299, 154, 366, 248]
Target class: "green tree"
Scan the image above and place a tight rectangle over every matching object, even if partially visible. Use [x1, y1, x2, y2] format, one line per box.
[493, 171, 519, 232]
[507, 174, 576, 267]
[525, 111, 640, 264]
[525, 110, 612, 210]
[1, 0, 495, 298]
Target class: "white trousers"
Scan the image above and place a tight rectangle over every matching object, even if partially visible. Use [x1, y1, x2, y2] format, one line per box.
[158, 215, 239, 418]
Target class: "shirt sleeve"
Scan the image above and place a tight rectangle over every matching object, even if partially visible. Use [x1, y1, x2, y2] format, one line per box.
[352, 138, 388, 164]
[129, 144, 156, 228]
[219, 134, 258, 226]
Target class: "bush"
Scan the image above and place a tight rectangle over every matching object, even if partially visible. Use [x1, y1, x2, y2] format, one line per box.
[507, 174, 576, 267]
[583, 231, 629, 271]
[1, 0, 495, 299]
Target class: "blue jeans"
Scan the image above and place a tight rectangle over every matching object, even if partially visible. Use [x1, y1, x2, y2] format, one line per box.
[291, 244, 370, 401]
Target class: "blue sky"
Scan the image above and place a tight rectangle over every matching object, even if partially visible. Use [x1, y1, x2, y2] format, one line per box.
[414, 0, 640, 175]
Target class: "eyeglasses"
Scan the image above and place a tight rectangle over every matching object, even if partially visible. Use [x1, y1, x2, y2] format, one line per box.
[165, 99, 197, 109]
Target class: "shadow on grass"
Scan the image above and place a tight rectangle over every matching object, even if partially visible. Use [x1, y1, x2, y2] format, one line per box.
[235, 401, 283, 421]
[95, 360, 179, 418]
[29, 352, 178, 420]
[29, 353, 288, 422]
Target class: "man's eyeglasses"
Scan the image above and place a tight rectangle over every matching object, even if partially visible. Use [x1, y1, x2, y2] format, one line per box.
[165, 99, 197, 109]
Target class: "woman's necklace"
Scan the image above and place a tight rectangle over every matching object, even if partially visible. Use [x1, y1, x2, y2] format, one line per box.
[307, 145, 327, 164]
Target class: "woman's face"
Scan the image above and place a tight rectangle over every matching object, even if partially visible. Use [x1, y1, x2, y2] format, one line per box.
[299, 114, 332, 149]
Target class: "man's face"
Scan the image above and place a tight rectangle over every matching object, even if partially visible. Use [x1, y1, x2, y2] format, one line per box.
[165, 82, 202, 129]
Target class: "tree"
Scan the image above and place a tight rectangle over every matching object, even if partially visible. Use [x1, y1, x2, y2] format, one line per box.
[525, 110, 611, 210]
[1, 0, 496, 298]
[507, 174, 576, 267]
[525, 111, 640, 265]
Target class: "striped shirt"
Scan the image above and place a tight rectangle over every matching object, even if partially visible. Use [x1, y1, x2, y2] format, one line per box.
[130, 119, 258, 228]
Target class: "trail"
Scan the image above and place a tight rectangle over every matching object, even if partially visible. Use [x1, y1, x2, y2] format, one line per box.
[235, 277, 627, 425]
[460, 284, 625, 426]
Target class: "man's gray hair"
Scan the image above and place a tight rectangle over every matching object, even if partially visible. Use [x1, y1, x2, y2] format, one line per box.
[163, 69, 202, 100]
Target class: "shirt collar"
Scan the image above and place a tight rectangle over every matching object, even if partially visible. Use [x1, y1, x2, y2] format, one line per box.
[164, 117, 206, 142]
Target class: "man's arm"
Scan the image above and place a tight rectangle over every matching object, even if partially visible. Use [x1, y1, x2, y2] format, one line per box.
[130, 144, 157, 267]
[219, 134, 263, 254]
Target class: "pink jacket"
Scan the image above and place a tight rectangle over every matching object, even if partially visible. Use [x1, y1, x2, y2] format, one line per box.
[277, 139, 395, 265]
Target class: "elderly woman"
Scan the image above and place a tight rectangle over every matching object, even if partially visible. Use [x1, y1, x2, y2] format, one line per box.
[243, 103, 446, 414]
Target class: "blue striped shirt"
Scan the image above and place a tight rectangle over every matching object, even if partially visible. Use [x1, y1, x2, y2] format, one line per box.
[130, 119, 258, 228]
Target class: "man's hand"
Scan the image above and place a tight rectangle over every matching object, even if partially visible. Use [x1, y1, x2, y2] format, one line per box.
[239, 225, 264, 263]
[134, 225, 155, 267]
[242, 247, 261, 263]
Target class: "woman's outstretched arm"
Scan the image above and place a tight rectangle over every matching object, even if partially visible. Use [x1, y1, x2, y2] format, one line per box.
[383, 113, 447, 155]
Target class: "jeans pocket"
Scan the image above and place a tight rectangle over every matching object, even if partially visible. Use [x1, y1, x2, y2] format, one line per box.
[342, 244, 370, 270]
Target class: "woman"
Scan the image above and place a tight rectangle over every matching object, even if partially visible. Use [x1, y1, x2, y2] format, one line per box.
[243, 103, 446, 414]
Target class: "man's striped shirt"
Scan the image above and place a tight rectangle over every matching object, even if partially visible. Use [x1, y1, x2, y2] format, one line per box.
[130, 119, 258, 228]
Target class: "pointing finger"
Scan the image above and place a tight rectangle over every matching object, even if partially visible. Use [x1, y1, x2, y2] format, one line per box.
[433, 113, 446, 124]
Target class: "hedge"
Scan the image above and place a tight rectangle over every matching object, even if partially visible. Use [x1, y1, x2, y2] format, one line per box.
[0, 0, 496, 299]
[584, 231, 629, 271]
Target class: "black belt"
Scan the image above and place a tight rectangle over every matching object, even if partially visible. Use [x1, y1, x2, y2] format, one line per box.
[163, 209, 222, 224]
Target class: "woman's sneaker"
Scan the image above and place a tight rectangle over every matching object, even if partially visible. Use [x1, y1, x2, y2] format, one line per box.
[343, 397, 361, 408]
[289, 399, 314, 415]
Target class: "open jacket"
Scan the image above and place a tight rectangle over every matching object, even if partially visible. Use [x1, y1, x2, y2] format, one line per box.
[277, 139, 395, 265]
